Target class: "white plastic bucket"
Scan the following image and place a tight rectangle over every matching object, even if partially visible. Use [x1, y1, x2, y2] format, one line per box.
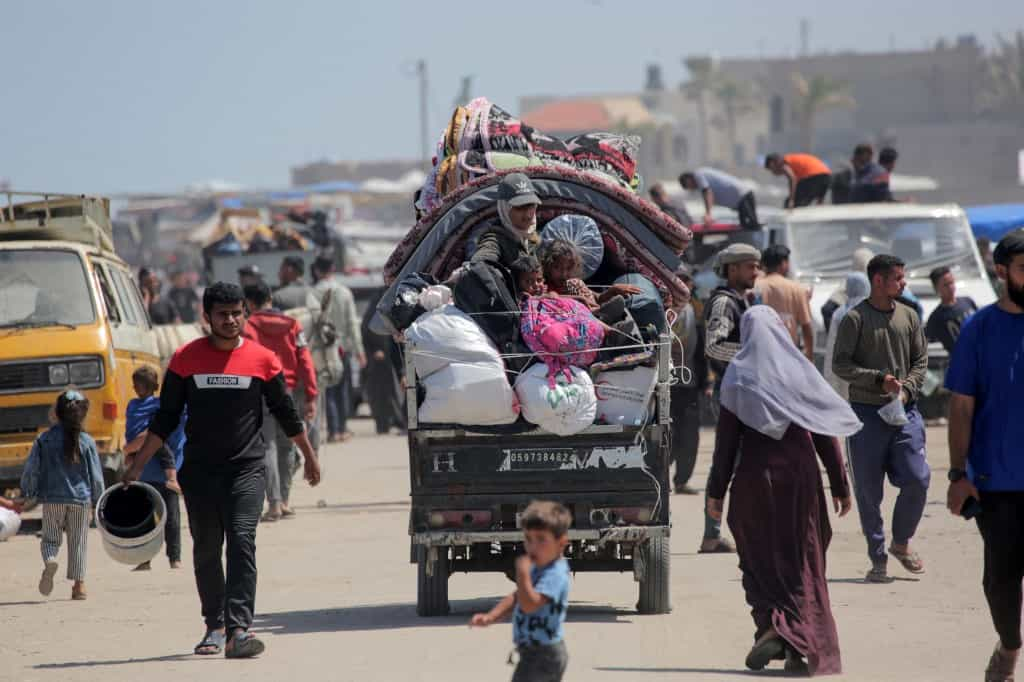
[0, 507, 21, 541]
[96, 482, 166, 565]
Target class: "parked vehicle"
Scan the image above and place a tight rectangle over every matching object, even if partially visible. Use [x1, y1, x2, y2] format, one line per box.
[761, 203, 997, 362]
[0, 192, 160, 487]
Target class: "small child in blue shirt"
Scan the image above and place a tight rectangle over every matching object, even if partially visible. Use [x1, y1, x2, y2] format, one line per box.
[472, 501, 572, 682]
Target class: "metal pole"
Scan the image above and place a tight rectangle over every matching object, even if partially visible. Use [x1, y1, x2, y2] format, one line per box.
[417, 59, 429, 168]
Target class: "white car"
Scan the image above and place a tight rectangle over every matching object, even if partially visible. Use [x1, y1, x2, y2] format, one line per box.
[761, 203, 997, 362]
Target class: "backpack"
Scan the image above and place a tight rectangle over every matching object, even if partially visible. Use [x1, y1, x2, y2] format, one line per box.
[452, 262, 520, 349]
[520, 296, 605, 387]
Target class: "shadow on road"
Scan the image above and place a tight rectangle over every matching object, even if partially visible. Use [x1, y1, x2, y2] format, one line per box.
[252, 601, 634, 634]
[0, 600, 46, 606]
[35, 654, 195, 669]
[594, 666, 792, 677]
[827, 576, 921, 584]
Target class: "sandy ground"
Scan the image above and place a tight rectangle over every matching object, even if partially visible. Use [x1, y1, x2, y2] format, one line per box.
[0, 419, 998, 682]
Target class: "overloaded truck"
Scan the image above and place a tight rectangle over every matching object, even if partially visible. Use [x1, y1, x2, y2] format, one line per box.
[373, 167, 692, 617]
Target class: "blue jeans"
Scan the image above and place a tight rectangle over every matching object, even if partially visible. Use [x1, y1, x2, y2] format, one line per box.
[847, 402, 931, 564]
[325, 360, 352, 436]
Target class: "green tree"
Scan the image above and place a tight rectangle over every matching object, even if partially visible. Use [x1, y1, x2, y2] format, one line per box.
[790, 73, 855, 152]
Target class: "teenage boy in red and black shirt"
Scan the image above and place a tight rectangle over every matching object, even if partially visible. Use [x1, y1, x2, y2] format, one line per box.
[125, 282, 321, 659]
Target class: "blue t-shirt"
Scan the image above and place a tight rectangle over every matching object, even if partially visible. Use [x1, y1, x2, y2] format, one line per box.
[126, 396, 186, 483]
[945, 304, 1024, 491]
[512, 558, 570, 646]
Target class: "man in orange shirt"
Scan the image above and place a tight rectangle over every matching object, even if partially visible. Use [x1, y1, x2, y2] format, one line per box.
[756, 244, 814, 361]
[765, 153, 832, 208]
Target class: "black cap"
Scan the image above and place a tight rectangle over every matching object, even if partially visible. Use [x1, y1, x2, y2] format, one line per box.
[496, 173, 541, 207]
[237, 264, 262, 277]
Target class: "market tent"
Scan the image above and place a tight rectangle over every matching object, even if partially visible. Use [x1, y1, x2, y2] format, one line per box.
[966, 204, 1024, 241]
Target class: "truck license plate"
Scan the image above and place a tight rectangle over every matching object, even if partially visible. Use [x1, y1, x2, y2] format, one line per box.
[501, 448, 578, 471]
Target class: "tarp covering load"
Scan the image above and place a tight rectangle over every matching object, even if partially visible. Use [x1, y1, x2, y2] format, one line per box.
[381, 167, 691, 326]
[381, 97, 691, 433]
[966, 204, 1024, 242]
[418, 97, 641, 215]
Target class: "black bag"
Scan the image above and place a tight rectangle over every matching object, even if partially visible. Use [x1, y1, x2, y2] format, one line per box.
[380, 272, 438, 332]
[452, 262, 528, 374]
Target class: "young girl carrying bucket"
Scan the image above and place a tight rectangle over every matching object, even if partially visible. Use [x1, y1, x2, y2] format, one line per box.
[20, 390, 104, 600]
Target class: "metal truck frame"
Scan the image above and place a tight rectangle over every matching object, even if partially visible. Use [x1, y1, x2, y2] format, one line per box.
[404, 332, 674, 617]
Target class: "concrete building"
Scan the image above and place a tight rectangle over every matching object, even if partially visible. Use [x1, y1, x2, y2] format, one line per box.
[291, 159, 422, 188]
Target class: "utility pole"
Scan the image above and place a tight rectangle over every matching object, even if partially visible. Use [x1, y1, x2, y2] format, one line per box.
[417, 59, 429, 168]
[800, 19, 809, 57]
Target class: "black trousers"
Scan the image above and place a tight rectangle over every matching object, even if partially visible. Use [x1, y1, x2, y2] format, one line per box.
[513, 641, 568, 682]
[180, 462, 265, 633]
[736, 192, 760, 230]
[670, 385, 701, 487]
[789, 174, 832, 208]
[977, 491, 1024, 650]
[146, 480, 182, 563]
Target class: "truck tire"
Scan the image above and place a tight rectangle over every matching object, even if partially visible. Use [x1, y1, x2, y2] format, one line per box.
[416, 546, 450, 617]
[637, 536, 671, 615]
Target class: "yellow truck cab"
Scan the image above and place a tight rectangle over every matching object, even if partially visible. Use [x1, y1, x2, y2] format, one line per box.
[0, 192, 159, 487]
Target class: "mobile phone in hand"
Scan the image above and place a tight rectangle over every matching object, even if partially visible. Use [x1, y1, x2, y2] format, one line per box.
[961, 496, 982, 520]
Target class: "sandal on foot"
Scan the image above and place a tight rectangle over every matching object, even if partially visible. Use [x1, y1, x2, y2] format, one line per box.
[194, 630, 226, 656]
[865, 564, 895, 584]
[281, 508, 296, 519]
[888, 546, 926, 574]
[698, 538, 735, 554]
[38, 560, 58, 596]
[986, 644, 1018, 682]
[225, 631, 265, 659]
[260, 512, 280, 523]
[746, 634, 786, 671]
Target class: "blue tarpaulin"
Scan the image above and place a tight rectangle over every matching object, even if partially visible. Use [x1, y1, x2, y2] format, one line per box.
[966, 204, 1024, 241]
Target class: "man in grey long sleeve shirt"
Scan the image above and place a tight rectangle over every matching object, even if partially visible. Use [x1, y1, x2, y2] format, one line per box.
[832, 254, 930, 583]
[311, 256, 366, 443]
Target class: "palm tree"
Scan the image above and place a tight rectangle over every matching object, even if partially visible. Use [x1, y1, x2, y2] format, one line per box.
[683, 56, 718, 164]
[980, 31, 1024, 119]
[714, 79, 759, 169]
[791, 73, 855, 152]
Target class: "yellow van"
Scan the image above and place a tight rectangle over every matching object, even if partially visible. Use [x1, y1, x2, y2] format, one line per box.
[0, 192, 159, 487]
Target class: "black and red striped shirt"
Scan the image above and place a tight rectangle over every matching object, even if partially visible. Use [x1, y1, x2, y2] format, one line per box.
[150, 337, 303, 469]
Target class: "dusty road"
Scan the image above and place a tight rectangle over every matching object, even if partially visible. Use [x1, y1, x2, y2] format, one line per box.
[0, 419, 996, 681]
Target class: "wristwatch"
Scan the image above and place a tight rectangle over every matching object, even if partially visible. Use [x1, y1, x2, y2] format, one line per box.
[948, 468, 968, 482]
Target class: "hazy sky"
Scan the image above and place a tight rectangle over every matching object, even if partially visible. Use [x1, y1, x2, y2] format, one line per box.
[3, 0, 1021, 194]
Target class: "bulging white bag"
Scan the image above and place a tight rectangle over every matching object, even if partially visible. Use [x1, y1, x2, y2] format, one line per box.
[406, 304, 501, 379]
[593, 365, 658, 426]
[0, 507, 21, 541]
[419, 362, 520, 425]
[514, 363, 597, 436]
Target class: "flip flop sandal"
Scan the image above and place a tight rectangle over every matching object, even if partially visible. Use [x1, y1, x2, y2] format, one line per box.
[865, 565, 895, 583]
[888, 547, 926, 574]
[260, 512, 281, 523]
[986, 644, 1017, 682]
[745, 635, 786, 671]
[194, 630, 225, 656]
[698, 538, 735, 554]
[281, 508, 297, 519]
[225, 631, 265, 659]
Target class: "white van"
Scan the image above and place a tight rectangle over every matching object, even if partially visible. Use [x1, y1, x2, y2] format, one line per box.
[761, 203, 997, 362]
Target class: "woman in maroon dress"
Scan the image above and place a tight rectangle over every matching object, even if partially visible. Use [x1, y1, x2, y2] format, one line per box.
[707, 306, 862, 676]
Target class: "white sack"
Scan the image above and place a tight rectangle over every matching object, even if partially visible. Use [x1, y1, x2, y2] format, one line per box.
[593, 365, 658, 426]
[406, 304, 501, 378]
[419, 362, 520, 425]
[514, 363, 597, 436]
[0, 507, 21, 541]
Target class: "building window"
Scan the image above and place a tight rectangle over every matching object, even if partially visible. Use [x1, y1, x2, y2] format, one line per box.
[770, 95, 784, 134]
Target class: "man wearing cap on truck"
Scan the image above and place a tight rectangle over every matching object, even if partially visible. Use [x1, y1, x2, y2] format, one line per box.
[470, 173, 542, 269]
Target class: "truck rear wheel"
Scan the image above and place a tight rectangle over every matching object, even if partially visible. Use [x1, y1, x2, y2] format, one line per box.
[416, 546, 450, 617]
[637, 536, 671, 615]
